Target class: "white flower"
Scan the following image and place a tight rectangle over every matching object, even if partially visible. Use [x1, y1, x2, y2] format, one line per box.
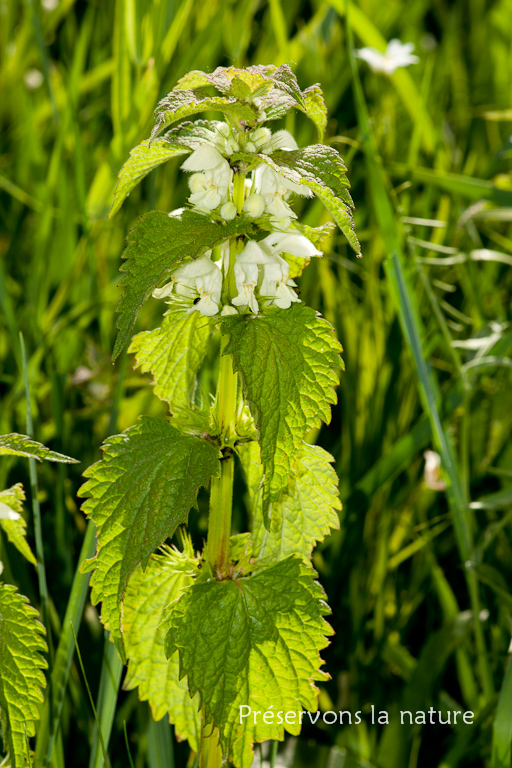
[182, 146, 231, 212]
[232, 259, 260, 315]
[24, 69, 44, 90]
[355, 39, 419, 76]
[258, 233, 320, 309]
[232, 233, 320, 312]
[153, 255, 222, 316]
[423, 450, 446, 491]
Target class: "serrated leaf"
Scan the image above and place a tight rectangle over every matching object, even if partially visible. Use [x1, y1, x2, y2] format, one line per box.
[163, 120, 223, 150]
[300, 84, 328, 141]
[164, 556, 332, 768]
[268, 64, 306, 110]
[175, 66, 276, 100]
[221, 305, 343, 520]
[0, 485, 36, 566]
[151, 91, 256, 141]
[129, 310, 213, 413]
[123, 552, 201, 751]
[110, 140, 191, 218]
[239, 442, 341, 562]
[80, 416, 221, 658]
[259, 146, 360, 256]
[0, 434, 78, 464]
[0, 583, 47, 768]
[113, 210, 253, 361]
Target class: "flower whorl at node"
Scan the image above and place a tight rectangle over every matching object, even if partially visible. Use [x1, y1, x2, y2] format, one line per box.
[153, 254, 223, 317]
[154, 120, 323, 317]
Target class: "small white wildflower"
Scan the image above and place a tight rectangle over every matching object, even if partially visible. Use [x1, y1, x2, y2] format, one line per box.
[153, 256, 222, 316]
[232, 259, 260, 315]
[24, 69, 44, 90]
[243, 194, 265, 218]
[182, 146, 231, 212]
[220, 202, 237, 221]
[355, 39, 419, 76]
[258, 232, 321, 309]
[423, 450, 446, 491]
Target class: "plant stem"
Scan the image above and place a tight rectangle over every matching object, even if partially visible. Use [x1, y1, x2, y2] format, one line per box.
[208, 339, 237, 574]
[208, 453, 234, 575]
[200, 724, 222, 768]
[233, 168, 246, 214]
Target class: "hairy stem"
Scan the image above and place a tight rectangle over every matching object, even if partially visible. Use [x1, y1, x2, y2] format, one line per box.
[208, 337, 237, 574]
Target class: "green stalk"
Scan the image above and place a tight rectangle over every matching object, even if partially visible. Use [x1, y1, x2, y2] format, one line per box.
[207, 343, 237, 574]
[207, 454, 235, 575]
[88, 636, 124, 768]
[20, 333, 53, 663]
[202, 171, 246, 762]
[35, 521, 97, 766]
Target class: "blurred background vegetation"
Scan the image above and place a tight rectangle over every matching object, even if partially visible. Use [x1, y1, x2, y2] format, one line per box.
[1, 0, 512, 766]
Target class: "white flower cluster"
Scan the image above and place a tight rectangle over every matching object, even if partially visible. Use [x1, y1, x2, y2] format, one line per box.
[152, 122, 321, 317]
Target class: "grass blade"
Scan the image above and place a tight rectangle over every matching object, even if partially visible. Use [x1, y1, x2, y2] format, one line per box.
[147, 715, 175, 768]
[72, 625, 112, 768]
[88, 635, 124, 768]
[492, 653, 512, 768]
[34, 521, 97, 765]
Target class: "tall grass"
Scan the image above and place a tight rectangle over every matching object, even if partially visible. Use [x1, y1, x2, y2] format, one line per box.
[1, 1, 512, 766]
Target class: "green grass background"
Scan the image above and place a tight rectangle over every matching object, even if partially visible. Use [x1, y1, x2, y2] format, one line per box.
[1, 0, 512, 766]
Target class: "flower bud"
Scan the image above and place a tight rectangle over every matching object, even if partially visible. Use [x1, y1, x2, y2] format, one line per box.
[217, 122, 231, 138]
[245, 141, 257, 153]
[221, 305, 238, 316]
[252, 127, 271, 148]
[224, 137, 239, 155]
[243, 194, 265, 218]
[220, 202, 237, 221]
[253, 97, 262, 108]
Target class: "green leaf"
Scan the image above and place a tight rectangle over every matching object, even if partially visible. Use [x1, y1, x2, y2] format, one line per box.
[221, 304, 343, 521]
[164, 556, 332, 768]
[110, 140, 191, 217]
[0, 433, 78, 463]
[300, 84, 328, 142]
[262, 146, 360, 255]
[239, 442, 340, 562]
[113, 210, 253, 361]
[0, 583, 48, 768]
[129, 310, 213, 414]
[151, 91, 256, 141]
[80, 416, 221, 659]
[123, 550, 201, 751]
[163, 119, 223, 149]
[0, 485, 36, 566]
[169, 65, 307, 124]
